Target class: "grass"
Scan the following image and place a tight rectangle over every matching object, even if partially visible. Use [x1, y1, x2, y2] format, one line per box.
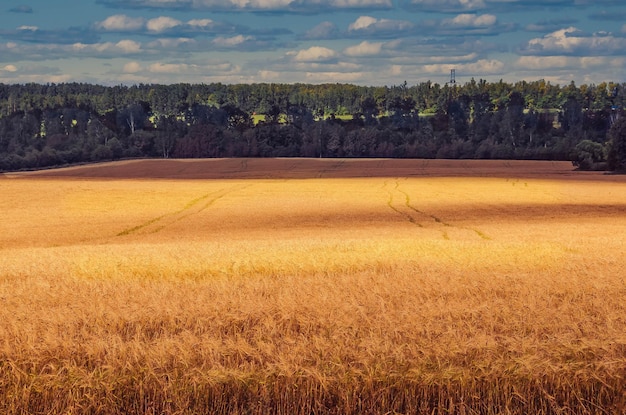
[1, 158, 626, 414]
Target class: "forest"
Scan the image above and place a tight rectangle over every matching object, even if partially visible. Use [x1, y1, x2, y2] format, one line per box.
[1, 79, 625, 172]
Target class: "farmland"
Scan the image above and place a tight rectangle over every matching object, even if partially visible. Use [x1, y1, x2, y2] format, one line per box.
[1, 158, 626, 414]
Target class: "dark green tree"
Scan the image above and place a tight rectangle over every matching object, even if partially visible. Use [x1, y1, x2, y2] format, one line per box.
[572, 139, 606, 170]
[607, 115, 626, 171]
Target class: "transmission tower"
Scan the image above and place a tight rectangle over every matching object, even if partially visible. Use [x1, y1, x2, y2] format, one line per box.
[449, 69, 456, 85]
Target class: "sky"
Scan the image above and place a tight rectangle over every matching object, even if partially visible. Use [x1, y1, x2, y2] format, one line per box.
[0, 0, 625, 87]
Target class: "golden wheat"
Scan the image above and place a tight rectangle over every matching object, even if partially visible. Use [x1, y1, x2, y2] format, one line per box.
[1, 159, 625, 414]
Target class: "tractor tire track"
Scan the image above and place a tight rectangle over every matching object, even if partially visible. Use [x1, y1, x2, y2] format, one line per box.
[385, 180, 491, 241]
[117, 184, 251, 237]
[384, 180, 432, 233]
[317, 160, 345, 178]
[395, 181, 491, 241]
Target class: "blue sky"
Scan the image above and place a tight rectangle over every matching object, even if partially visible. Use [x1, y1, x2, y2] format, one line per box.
[0, 0, 625, 86]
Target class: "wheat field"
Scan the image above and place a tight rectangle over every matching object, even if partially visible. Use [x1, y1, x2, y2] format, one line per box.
[1, 158, 626, 414]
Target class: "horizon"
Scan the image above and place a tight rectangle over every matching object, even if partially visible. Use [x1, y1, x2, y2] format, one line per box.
[2, 76, 624, 89]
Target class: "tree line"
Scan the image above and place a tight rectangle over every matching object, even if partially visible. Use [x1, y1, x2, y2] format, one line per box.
[1, 79, 625, 172]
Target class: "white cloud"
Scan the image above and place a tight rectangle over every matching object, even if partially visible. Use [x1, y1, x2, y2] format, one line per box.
[463, 59, 505, 73]
[344, 41, 383, 57]
[423, 59, 504, 75]
[123, 61, 143, 73]
[443, 14, 497, 28]
[146, 16, 183, 32]
[97, 15, 145, 31]
[230, 0, 294, 8]
[331, 0, 391, 7]
[149, 62, 191, 73]
[212, 35, 253, 47]
[2, 64, 18, 72]
[522, 27, 626, 56]
[188, 0, 391, 10]
[526, 27, 582, 53]
[515, 55, 571, 70]
[348, 15, 413, 32]
[70, 40, 142, 54]
[407, 0, 486, 12]
[349, 16, 378, 31]
[187, 18, 214, 28]
[148, 38, 195, 48]
[0, 73, 73, 83]
[257, 70, 281, 81]
[516, 55, 624, 71]
[17, 25, 38, 31]
[96, 15, 230, 35]
[304, 71, 364, 83]
[136, 60, 241, 80]
[292, 46, 338, 62]
[116, 39, 143, 53]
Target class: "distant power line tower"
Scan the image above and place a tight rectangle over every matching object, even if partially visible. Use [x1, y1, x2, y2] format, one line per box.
[449, 69, 456, 85]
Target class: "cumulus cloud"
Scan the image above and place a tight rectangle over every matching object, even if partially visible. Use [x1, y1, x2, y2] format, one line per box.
[331, 0, 392, 7]
[520, 27, 626, 56]
[116, 39, 143, 52]
[424, 13, 514, 36]
[349, 16, 377, 31]
[345, 15, 415, 38]
[147, 16, 183, 32]
[212, 35, 253, 47]
[404, 0, 486, 13]
[95, 14, 253, 37]
[115, 59, 245, 85]
[149, 62, 191, 73]
[344, 41, 383, 57]
[97, 0, 193, 9]
[96, 0, 392, 12]
[302, 71, 365, 83]
[187, 19, 214, 28]
[123, 61, 143, 73]
[442, 14, 497, 28]
[405, 0, 588, 13]
[71, 39, 143, 55]
[147, 37, 196, 49]
[292, 46, 338, 62]
[2, 64, 18, 72]
[422, 58, 505, 75]
[348, 15, 413, 32]
[97, 15, 146, 31]
[134, 60, 241, 79]
[515, 56, 626, 73]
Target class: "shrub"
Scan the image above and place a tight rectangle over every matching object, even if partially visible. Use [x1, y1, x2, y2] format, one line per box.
[572, 139, 606, 170]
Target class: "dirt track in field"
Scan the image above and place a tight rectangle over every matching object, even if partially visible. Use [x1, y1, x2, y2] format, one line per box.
[3, 158, 619, 181]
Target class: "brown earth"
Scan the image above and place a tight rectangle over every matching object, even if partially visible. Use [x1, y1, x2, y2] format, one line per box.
[3, 158, 619, 181]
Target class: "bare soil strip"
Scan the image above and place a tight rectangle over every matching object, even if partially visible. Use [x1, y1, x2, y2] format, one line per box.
[3, 158, 616, 181]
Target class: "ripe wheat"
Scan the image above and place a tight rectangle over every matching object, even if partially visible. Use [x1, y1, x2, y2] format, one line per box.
[1, 159, 625, 414]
